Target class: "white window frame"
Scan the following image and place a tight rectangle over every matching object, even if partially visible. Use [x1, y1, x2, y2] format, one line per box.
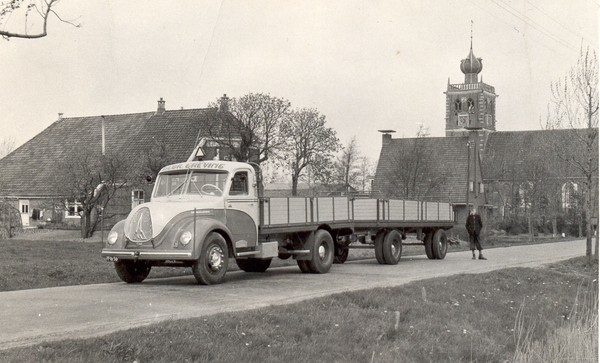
[65, 201, 83, 219]
[132, 189, 145, 208]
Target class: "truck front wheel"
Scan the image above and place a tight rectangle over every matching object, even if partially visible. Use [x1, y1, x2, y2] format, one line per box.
[192, 232, 229, 285]
[114, 260, 151, 283]
[306, 230, 334, 274]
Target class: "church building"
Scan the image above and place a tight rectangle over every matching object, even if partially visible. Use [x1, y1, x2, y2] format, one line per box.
[373, 39, 597, 235]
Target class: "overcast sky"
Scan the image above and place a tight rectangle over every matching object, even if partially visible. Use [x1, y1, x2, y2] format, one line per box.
[1, 0, 597, 162]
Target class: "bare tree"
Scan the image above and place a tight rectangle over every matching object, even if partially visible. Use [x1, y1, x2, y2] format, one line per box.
[0, 136, 16, 159]
[280, 108, 339, 196]
[382, 126, 448, 200]
[334, 136, 361, 193]
[54, 150, 138, 238]
[0, 0, 79, 40]
[357, 156, 375, 194]
[546, 47, 599, 262]
[208, 93, 290, 164]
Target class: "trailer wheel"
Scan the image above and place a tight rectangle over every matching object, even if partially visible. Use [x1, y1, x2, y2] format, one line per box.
[334, 244, 349, 264]
[306, 230, 334, 273]
[236, 258, 272, 272]
[374, 231, 386, 264]
[114, 260, 151, 283]
[383, 230, 402, 265]
[192, 232, 228, 285]
[424, 231, 435, 259]
[431, 229, 448, 259]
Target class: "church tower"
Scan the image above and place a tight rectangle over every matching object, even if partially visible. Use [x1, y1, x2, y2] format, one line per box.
[444, 40, 498, 137]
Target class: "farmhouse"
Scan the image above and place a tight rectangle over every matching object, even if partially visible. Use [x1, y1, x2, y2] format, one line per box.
[0, 95, 241, 229]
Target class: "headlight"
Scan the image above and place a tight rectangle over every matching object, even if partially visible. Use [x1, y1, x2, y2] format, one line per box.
[180, 231, 193, 246]
[107, 231, 119, 245]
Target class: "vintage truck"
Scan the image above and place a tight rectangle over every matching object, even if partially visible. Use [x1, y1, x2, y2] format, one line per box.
[102, 160, 456, 284]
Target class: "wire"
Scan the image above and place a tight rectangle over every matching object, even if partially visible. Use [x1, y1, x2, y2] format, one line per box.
[490, 0, 583, 53]
[525, 0, 597, 50]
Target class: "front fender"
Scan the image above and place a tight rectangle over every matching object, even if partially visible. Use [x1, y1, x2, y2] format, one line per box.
[189, 219, 235, 259]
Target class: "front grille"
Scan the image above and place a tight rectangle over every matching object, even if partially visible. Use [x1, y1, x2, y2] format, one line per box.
[126, 207, 153, 242]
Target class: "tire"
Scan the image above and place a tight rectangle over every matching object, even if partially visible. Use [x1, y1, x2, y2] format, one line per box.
[333, 244, 349, 264]
[306, 230, 334, 274]
[374, 231, 386, 265]
[431, 229, 448, 260]
[114, 260, 151, 283]
[236, 258, 272, 272]
[297, 260, 311, 273]
[382, 229, 402, 265]
[424, 231, 435, 259]
[192, 232, 229, 285]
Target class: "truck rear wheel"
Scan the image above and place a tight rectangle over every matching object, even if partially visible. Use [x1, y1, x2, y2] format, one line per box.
[334, 244, 349, 264]
[114, 260, 151, 283]
[192, 232, 228, 285]
[374, 231, 386, 265]
[306, 230, 334, 273]
[383, 230, 402, 265]
[424, 231, 435, 259]
[431, 229, 448, 259]
[236, 258, 272, 272]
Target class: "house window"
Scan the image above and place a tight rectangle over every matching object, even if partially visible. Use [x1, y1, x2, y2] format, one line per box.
[479, 183, 484, 194]
[21, 204, 29, 214]
[65, 202, 83, 218]
[132, 189, 145, 208]
[469, 181, 474, 192]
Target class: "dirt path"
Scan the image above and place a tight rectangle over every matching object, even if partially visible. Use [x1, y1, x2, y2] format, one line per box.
[0, 239, 587, 350]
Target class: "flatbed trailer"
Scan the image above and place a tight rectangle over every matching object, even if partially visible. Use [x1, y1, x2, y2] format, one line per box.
[102, 160, 456, 285]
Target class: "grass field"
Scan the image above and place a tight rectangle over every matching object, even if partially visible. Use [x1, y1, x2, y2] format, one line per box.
[0, 255, 596, 362]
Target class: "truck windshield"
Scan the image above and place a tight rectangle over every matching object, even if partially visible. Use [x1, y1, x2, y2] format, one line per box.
[153, 170, 229, 198]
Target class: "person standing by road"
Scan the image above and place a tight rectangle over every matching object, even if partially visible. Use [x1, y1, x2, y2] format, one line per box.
[466, 208, 486, 260]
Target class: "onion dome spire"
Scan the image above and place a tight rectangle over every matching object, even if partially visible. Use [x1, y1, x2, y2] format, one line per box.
[460, 38, 483, 84]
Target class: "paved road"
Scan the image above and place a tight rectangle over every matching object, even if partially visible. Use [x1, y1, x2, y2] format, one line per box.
[0, 240, 586, 350]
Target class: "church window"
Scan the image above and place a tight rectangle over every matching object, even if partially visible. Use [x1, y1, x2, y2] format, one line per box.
[467, 98, 475, 113]
[561, 182, 578, 209]
[454, 98, 461, 111]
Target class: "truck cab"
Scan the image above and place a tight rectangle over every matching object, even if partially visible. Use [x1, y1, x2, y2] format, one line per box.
[102, 160, 277, 285]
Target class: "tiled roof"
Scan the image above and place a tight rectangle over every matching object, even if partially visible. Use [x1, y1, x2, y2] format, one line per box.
[373, 136, 472, 203]
[374, 128, 597, 205]
[482, 129, 596, 181]
[0, 107, 240, 197]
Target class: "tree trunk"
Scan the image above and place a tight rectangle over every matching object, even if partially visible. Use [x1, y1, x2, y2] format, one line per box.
[81, 210, 93, 239]
[291, 174, 299, 196]
[552, 216, 558, 238]
[527, 213, 534, 242]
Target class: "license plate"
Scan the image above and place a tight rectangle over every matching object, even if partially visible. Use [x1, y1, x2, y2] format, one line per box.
[105, 256, 119, 262]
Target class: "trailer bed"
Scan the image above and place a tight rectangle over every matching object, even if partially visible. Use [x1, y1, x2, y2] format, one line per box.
[259, 196, 455, 234]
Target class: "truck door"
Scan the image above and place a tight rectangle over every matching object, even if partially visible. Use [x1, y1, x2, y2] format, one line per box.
[225, 170, 259, 247]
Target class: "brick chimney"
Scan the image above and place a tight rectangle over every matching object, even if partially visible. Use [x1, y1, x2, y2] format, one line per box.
[156, 97, 166, 115]
[218, 94, 230, 112]
[378, 129, 396, 144]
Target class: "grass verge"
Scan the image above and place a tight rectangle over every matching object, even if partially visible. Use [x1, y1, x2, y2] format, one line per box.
[0, 257, 596, 363]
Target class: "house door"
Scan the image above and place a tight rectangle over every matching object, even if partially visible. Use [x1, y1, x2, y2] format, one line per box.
[19, 200, 30, 227]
